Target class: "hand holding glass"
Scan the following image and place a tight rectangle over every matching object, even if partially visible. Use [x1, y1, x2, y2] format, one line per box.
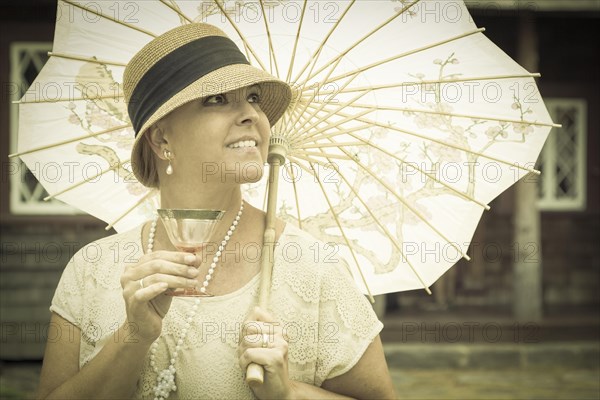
[157, 209, 224, 296]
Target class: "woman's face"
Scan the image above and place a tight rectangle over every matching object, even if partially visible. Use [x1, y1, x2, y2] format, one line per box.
[160, 84, 271, 185]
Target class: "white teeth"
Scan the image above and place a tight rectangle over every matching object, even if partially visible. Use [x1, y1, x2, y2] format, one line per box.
[229, 140, 256, 148]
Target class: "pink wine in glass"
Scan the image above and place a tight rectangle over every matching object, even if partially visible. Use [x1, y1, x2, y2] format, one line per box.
[157, 209, 224, 297]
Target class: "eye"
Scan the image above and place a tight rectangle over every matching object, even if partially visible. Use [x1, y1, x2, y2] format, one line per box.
[247, 92, 261, 103]
[203, 94, 227, 105]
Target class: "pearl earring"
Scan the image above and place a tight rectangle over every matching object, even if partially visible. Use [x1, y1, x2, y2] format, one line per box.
[163, 149, 174, 175]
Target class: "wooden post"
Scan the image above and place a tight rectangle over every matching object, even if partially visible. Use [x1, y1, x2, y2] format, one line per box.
[513, 14, 543, 321]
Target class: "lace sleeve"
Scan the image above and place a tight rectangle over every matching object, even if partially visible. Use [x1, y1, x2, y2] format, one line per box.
[49, 247, 87, 327]
[315, 258, 383, 385]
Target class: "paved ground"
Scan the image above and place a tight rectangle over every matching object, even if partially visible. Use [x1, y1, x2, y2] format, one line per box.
[390, 368, 599, 400]
[1, 360, 599, 399]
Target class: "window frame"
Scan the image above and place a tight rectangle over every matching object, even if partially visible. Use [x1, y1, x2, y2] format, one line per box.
[537, 97, 587, 212]
[9, 41, 81, 215]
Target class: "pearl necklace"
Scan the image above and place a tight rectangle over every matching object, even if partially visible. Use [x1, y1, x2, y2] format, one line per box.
[147, 201, 244, 400]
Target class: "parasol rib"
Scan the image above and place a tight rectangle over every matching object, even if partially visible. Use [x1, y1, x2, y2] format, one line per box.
[241, 42, 253, 69]
[285, 162, 304, 230]
[290, 153, 340, 168]
[291, 124, 375, 152]
[285, 0, 308, 83]
[292, 105, 375, 143]
[288, 83, 371, 143]
[62, 0, 157, 38]
[296, 133, 491, 211]
[48, 52, 127, 67]
[314, 146, 433, 294]
[345, 132, 491, 210]
[308, 161, 375, 302]
[159, 0, 193, 23]
[291, 0, 356, 84]
[9, 124, 131, 158]
[44, 160, 130, 201]
[293, 151, 355, 161]
[324, 28, 485, 85]
[276, 105, 304, 138]
[259, 0, 280, 77]
[299, 0, 421, 86]
[285, 57, 348, 138]
[105, 189, 158, 231]
[330, 103, 562, 128]
[213, 0, 267, 71]
[16, 93, 124, 104]
[300, 141, 365, 149]
[293, 73, 546, 144]
[334, 146, 471, 261]
[314, 73, 542, 96]
[307, 103, 541, 175]
[291, 124, 376, 149]
[294, 151, 469, 261]
[298, 101, 376, 140]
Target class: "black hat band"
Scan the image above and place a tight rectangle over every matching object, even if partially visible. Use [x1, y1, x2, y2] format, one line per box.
[128, 35, 250, 134]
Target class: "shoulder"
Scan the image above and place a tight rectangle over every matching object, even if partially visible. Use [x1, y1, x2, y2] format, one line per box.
[73, 224, 143, 260]
[51, 225, 144, 324]
[67, 224, 144, 281]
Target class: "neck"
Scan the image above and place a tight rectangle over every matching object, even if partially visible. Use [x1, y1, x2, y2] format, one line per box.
[160, 184, 242, 212]
[152, 184, 245, 252]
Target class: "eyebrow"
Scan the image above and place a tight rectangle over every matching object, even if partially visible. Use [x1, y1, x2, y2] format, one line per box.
[201, 85, 261, 103]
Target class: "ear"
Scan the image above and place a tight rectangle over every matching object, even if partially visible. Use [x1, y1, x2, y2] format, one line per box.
[145, 123, 169, 160]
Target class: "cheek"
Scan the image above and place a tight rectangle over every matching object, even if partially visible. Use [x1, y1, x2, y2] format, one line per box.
[259, 119, 271, 161]
[260, 144, 269, 163]
[177, 126, 220, 159]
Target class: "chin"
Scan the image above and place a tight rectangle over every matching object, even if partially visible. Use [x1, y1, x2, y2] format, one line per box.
[219, 160, 264, 184]
[239, 161, 265, 183]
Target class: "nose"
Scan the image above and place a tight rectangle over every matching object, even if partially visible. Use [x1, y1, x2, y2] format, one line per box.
[235, 99, 260, 126]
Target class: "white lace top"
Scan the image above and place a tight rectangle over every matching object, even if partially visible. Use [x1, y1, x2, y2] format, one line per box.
[51, 223, 383, 399]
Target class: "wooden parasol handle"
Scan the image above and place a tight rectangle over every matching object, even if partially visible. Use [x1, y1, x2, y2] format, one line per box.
[245, 152, 285, 386]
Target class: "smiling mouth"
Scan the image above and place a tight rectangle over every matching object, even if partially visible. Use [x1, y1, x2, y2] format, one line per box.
[227, 140, 257, 149]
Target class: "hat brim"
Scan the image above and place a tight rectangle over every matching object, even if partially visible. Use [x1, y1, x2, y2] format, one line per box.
[131, 63, 292, 185]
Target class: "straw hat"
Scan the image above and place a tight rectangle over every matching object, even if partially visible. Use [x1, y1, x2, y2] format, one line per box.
[124, 23, 292, 187]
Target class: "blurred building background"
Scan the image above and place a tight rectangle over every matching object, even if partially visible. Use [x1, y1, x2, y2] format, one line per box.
[1, 0, 599, 398]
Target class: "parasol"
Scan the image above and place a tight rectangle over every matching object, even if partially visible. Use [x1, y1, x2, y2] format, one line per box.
[12, 0, 557, 382]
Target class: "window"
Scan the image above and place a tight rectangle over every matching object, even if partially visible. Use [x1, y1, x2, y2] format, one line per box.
[537, 98, 587, 211]
[9, 42, 80, 214]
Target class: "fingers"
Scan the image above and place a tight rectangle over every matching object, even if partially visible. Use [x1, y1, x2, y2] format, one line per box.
[238, 309, 292, 398]
[241, 307, 280, 352]
[130, 281, 169, 304]
[239, 333, 288, 371]
[127, 281, 171, 319]
[135, 251, 198, 279]
[139, 273, 199, 292]
[121, 251, 199, 294]
[239, 312, 288, 372]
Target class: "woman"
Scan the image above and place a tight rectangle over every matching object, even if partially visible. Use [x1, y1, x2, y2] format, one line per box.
[37, 23, 396, 399]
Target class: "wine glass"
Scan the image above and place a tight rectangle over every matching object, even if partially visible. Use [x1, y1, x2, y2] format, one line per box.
[157, 208, 225, 296]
